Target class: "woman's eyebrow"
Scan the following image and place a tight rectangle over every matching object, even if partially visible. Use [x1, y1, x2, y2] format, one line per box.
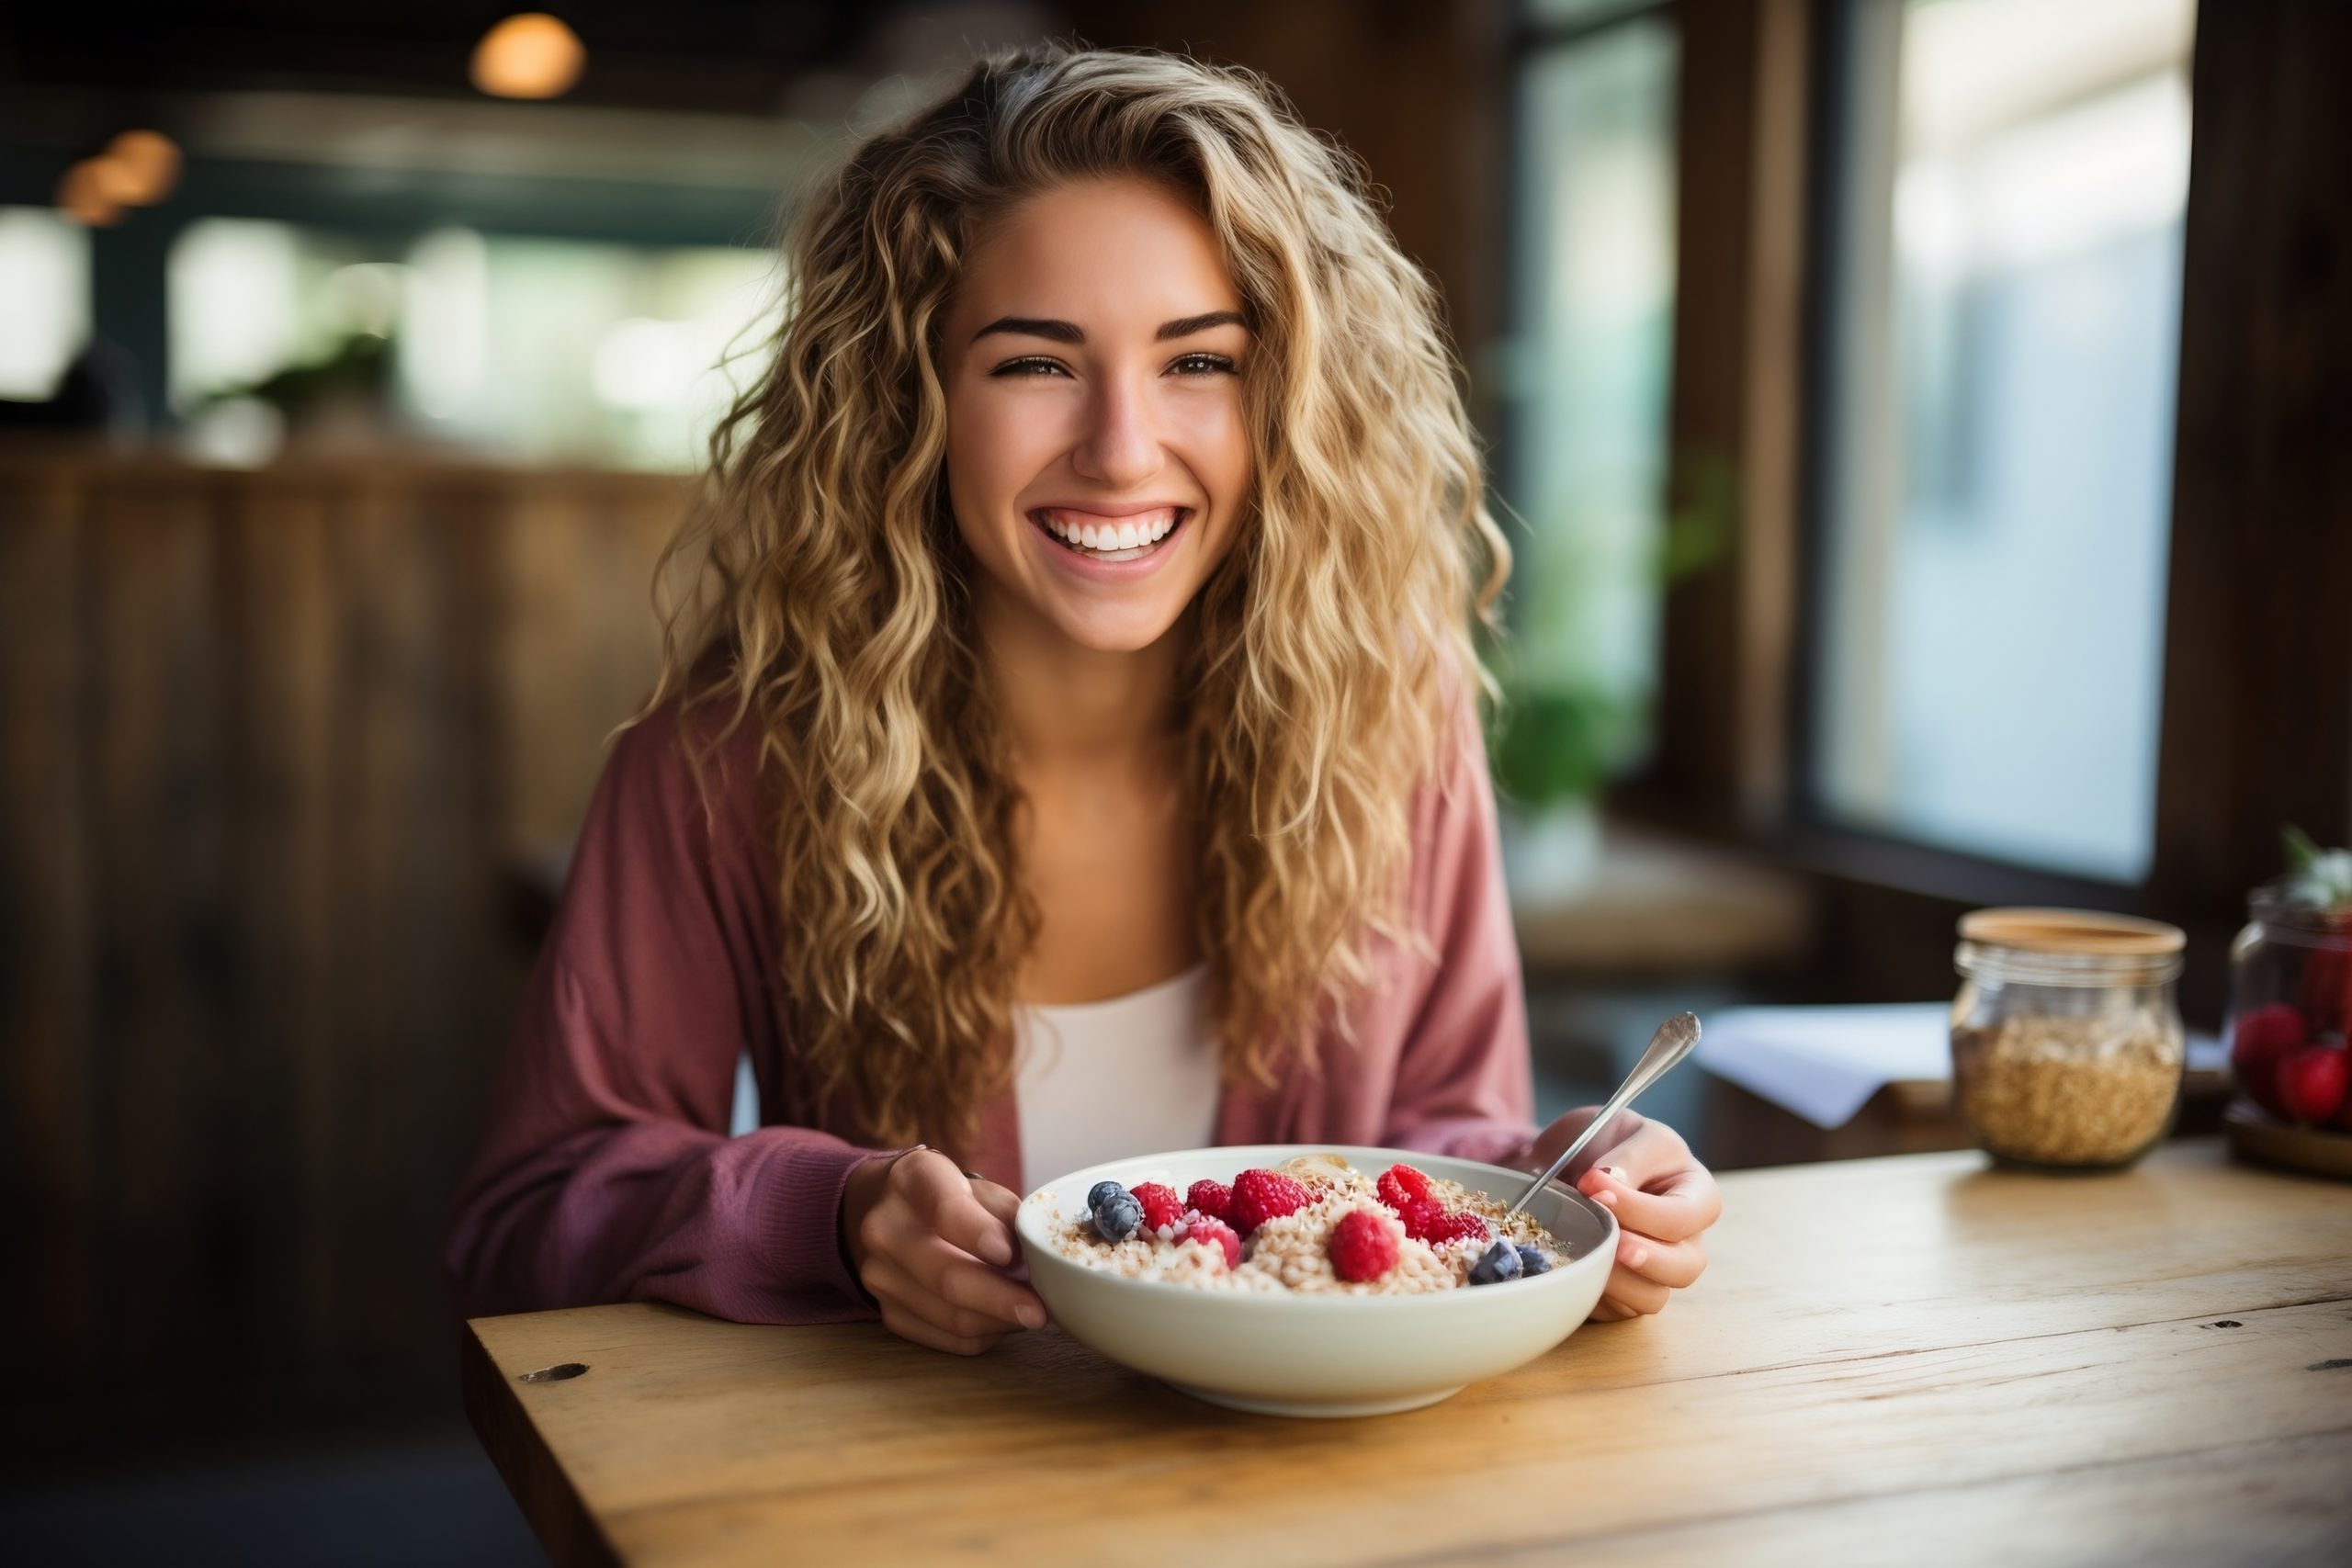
[971, 315, 1084, 344]
[968, 310, 1250, 345]
[1154, 310, 1249, 341]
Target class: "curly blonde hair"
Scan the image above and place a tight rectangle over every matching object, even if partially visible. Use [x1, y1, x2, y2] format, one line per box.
[639, 42, 1510, 1146]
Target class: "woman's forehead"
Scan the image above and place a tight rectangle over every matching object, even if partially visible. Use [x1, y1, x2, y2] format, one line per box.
[950, 177, 1245, 338]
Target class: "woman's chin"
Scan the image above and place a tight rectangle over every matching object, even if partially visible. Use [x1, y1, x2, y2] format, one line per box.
[1053, 602, 1185, 649]
[1044, 599, 1189, 656]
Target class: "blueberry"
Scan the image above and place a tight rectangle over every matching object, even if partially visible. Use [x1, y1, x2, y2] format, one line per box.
[1087, 1180, 1127, 1213]
[1467, 1238, 1524, 1286]
[1515, 1245, 1554, 1276]
[1094, 1192, 1144, 1242]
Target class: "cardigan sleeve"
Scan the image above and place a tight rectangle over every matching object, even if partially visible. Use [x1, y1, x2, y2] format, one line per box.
[443, 701, 899, 1325]
[1377, 694, 1543, 1169]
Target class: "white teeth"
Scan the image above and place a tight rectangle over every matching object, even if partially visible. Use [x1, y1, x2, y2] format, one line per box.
[1035, 508, 1184, 559]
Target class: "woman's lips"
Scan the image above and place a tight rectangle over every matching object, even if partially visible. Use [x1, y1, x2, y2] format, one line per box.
[1029, 505, 1189, 562]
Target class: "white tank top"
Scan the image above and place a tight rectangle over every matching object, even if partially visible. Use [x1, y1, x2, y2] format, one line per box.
[1012, 963, 1220, 1189]
[725, 964, 1223, 1187]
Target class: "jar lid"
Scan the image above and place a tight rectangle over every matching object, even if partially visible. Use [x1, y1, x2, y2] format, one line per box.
[1958, 907, 2185, 957]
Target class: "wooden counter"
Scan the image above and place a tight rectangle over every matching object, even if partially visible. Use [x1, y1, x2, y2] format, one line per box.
[464, 1139, 2352, 1565]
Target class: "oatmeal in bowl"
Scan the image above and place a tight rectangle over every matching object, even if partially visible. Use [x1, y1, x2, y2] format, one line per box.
[1015, 1145, 1616, 1417]
[1038, 1152, 1565, 1295]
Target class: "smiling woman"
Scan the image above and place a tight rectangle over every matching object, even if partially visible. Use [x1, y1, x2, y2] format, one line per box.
[942, 179, 1254, 649]
[445, 43, 1721, 1359]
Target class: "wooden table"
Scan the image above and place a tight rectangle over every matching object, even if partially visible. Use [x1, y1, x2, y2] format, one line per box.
[464, 1140, 2352, 1565]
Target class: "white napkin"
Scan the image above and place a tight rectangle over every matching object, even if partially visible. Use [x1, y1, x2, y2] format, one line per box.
[1697, 1002, 2224, 1130]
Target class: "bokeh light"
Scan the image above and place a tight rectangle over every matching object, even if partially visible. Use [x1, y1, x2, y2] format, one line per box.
[469, 13, 587, 100]
[102, 130, 183, 206]
[55, 160, 123, 227]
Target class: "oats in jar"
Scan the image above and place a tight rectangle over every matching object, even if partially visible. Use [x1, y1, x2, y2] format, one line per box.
[1952, 1013, 2182, 1167]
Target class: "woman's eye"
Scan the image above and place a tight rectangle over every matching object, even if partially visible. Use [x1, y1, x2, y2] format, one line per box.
[987, 354, 1237, 378]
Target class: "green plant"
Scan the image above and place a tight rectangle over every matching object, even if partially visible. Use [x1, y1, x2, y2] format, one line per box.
[1481, 445, 1738, 812]
[1487, 680, 1638, 813]
[2282, 826, 2352, 912]
[196, 330, 393, 423]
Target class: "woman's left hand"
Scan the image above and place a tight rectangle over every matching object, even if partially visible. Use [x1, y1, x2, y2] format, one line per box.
[1524, 1108, 1721, 1321]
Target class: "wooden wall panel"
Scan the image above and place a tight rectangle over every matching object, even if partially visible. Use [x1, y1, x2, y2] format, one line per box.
[221, 476, 344, 1378]
[492, 473, 685, 856]
[90, 470, 237, 1380]
[2150, 0, 2352, 1017]
[1649, 0, 1812, 827]
[0, 451, 689, 1449]
[0, 459, 101, 1384]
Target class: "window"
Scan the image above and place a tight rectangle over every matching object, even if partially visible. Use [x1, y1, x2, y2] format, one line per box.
[1500, 1, 1680, 795]
[1811, 0, 2197, 883]
[0, 207, 92, 400]
[410, 231, 776, 470]
[165, 219, 776, 470]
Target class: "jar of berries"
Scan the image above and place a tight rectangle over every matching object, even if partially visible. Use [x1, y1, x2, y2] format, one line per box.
[2226, 831, 2352, 1134]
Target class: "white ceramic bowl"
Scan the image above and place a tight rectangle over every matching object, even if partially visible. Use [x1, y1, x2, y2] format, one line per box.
[1016, 1144, 1617, 1417]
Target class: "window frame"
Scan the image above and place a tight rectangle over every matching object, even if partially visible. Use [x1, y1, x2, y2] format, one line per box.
[1623, 0, 2352, 1027]
[1790, 0, 2192, 894]
[1498, 0, 1683, 763]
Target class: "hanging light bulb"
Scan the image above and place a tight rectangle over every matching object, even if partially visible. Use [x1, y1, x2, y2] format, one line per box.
[56, 159, 123, 227]
[104, 130, 183, 205]
[469, 14, 586, 100]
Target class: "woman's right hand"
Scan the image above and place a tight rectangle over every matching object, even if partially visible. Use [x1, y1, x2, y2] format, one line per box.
[841, 1146, 1047, 1355]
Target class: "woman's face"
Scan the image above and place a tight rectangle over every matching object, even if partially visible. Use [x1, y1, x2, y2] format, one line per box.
[939, 175, 1253, 656]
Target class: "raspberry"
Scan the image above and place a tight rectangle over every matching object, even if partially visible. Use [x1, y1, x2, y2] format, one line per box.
[1131, 1182, 1185, 1234]
[1227, 1168, 1312, 1235]
[2232, 1002, 2310, 1118]
[1185, 1213, 1241, 1269]
[1328, 1208, 1402, 1281]
[2278, 1043, 2350, 1125]
[1186, 1179, 1234, 1223]
[1395, 1196, 1446, 1241]
[1375, 1164, 1433, 1211]
[1396, 1196, 1487, 1245]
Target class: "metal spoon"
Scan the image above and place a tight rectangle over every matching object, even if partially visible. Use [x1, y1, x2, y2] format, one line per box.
[1498, 1010, 1702, 1229]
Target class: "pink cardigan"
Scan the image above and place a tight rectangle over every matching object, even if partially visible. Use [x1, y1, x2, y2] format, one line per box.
[444, 692, 1539, 1325]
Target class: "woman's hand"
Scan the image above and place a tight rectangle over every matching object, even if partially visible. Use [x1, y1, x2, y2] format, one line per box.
[1525, 1108, 1721, 1322]
[841, 1146, 1047, 1354]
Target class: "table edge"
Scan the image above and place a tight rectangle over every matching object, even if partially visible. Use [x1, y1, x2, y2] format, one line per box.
[463, 1318, 624, 1568]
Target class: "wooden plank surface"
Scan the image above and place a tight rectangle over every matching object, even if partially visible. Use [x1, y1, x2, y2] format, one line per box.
[0, 456, 101, 1382]
[465, 1140, 2352, 1566]
[0, 450, 687, 1453]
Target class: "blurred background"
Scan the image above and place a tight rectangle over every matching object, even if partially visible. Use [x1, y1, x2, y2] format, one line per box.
[4, 0, 2346, 1561]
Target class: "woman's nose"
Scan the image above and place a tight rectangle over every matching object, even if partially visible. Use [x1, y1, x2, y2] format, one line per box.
[1070, 376, 1163, 488]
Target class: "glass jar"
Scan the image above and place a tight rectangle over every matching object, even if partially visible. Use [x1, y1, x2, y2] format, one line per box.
[2225, 882, 2352, 1116]
[1950, 908, 2187, 1170]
